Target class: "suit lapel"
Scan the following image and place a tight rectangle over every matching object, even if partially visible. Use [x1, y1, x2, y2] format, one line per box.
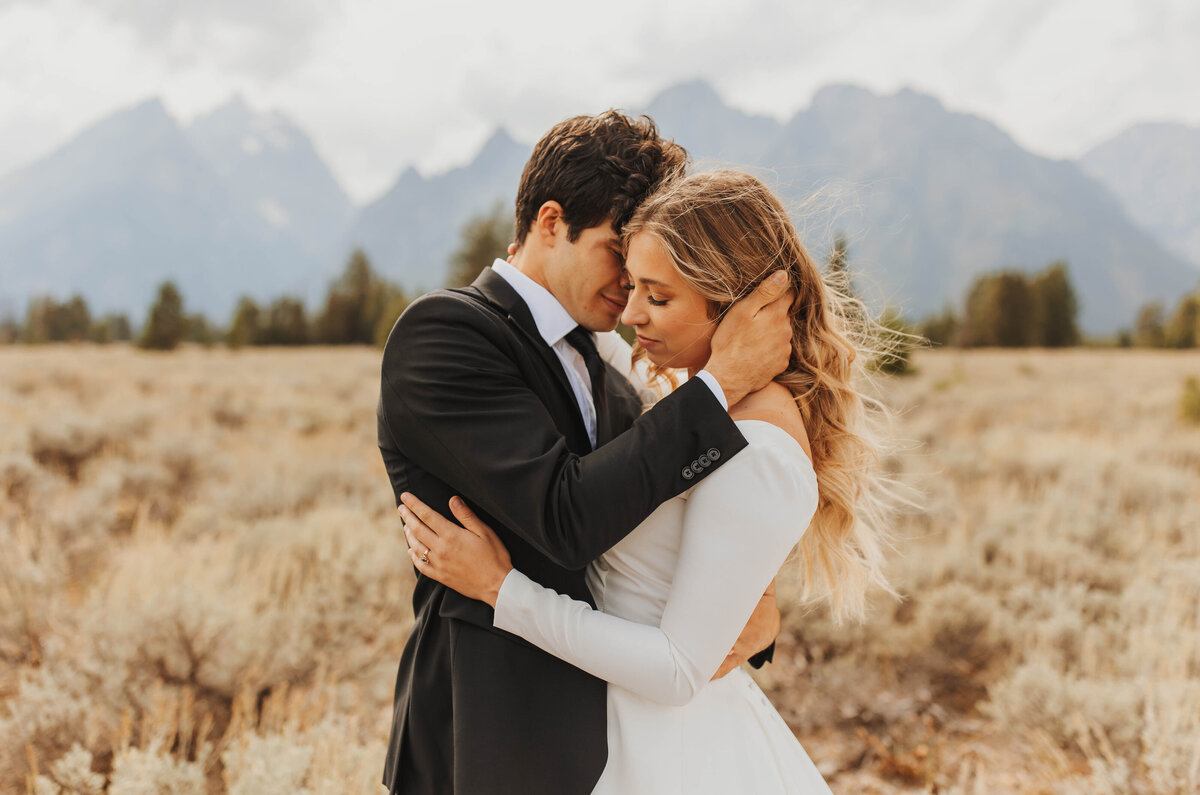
[599, 362, 644, 446]
[467, 269, 591, 446]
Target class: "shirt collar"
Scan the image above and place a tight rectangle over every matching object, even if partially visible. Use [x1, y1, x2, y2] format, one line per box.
[491, 259, 579, 347]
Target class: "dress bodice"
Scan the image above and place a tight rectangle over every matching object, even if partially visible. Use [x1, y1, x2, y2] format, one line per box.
[586, 420, 814, 628]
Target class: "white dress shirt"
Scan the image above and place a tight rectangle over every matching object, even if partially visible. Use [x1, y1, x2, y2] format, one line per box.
[491, 260, 729, 449]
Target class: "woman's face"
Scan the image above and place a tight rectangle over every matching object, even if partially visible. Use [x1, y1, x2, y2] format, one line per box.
[620, 232, 717, 374]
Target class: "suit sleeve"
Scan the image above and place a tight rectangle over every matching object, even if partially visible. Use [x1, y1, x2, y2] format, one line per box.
[379, 293, 749, 569]
[491, 427, 816, 704]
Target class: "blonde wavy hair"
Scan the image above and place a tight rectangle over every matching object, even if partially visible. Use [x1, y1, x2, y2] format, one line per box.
[623, 169, 903, 622]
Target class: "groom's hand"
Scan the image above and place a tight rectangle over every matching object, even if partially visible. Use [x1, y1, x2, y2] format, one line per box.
[705, 271, 794, 407]
[712, 579, 781, 680]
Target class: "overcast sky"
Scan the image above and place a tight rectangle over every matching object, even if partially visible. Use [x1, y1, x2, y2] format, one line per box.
[1, 0, 1196, 204]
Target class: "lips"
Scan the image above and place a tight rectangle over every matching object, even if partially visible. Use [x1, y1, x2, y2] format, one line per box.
[601, 294, 627, 313]
[635, 334, 659, 348]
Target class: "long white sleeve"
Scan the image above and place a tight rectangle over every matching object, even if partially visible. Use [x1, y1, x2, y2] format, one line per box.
[492, 421, 818, 706]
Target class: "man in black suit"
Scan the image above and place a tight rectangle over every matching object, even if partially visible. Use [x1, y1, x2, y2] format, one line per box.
[377, 111, 794, 794]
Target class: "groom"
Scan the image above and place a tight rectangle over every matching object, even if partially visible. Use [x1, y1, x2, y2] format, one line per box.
[377, 111, 794, 794]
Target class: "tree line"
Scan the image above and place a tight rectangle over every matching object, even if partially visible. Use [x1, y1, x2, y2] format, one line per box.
[0, 203, 515, 351]
[915, 261, 1082, 348]
[906, 252, 1197, 352]
[1126, 293, 1200, 349]
[2, 205, 1197, 352]
[0, 250, 405, 351]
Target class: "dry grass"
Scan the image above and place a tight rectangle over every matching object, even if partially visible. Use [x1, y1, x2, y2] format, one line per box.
[1, 345, 1198, 793]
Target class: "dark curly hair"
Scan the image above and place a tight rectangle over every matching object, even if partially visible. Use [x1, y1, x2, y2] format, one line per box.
[513, 111, 688, 247]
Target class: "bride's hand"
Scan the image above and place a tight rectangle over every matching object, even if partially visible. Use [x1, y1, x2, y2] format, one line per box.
[399, 492, 513, 608]
[711, 578, 780, 680]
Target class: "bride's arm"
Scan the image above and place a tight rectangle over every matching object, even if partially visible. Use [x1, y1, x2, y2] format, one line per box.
[402, 431, 815, 706]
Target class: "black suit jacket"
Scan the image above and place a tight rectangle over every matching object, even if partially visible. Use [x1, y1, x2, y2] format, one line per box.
[377, 268, 749, 794]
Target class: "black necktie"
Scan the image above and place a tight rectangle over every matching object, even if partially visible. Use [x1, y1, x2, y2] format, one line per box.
[564, 326, 610, 446]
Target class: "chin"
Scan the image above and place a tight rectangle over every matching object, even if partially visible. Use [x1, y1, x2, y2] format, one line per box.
[642, 350, 671, 368]
[589, 315, 621, 333]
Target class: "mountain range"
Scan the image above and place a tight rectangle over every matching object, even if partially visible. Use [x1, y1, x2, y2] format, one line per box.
[1080, 122, 1200, 275]
[1, 82, 1197, 332]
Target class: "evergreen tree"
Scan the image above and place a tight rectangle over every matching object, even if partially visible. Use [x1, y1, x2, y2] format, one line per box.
[919, 308, 960, 347]
[374, 289, 411, 347]
[227, 297, 262, 348]
[316, 249, 394, 344]
[262, 297, 310, 346]
[1164, 293, 1199, 349]
[23, 294, 91, 342]
[447, 203, 514, 287]
[1133, 302, 1166, 348]
[88, 313, 132, 343]
[873, 308, 915, 375]
[22, 297, 56, 343]
[0, 310, 18, 344]
[186, 314, 215, 346]
[60, 296, 92, 341]
[1030, 261, 1080, 347]
[963, 271, 1035, 347]
[139, 282, 186, 350]
[824, 234, 856, 300]
[823, 232, 868, 330]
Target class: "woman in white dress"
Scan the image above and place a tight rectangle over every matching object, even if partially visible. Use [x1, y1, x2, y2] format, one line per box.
[399, 170, 896, 793]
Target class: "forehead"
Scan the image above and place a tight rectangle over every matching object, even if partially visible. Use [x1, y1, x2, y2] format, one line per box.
[624, 232, 680, 282]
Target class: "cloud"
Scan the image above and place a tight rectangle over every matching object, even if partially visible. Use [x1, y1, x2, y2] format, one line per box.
[5, 0, 341, 80]
[1, 0, 1198, 204]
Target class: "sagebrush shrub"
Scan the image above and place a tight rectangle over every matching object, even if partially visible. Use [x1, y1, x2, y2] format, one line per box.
[1181, 376, 1200, 424]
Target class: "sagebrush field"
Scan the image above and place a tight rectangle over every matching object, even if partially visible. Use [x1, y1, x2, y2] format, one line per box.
[1, 346, 1197, 794]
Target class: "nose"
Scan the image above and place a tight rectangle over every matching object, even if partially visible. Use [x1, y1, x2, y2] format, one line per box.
[621, 297, 647, 327]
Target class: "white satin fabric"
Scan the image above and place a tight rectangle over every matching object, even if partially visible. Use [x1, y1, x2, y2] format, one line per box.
[493, 420, 832, 793]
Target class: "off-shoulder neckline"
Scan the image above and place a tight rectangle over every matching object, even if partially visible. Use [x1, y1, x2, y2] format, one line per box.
[733, 418, 816, 474]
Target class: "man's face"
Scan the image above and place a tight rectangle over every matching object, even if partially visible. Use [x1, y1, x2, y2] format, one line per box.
[542, 221, 629, 332]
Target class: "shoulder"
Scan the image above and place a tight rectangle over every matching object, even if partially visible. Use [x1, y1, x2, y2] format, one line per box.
[387, 288, 509, 346]
[381, 287, 519, 375]
[398, 287, 497, 325]
[728, 382, 812, 462]
[685, 399, 818, 551]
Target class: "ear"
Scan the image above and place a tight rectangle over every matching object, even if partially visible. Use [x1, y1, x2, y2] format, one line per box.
[533, 201, 565, 247]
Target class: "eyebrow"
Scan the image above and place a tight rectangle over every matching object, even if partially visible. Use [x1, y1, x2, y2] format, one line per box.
[637, 277, 672, 289]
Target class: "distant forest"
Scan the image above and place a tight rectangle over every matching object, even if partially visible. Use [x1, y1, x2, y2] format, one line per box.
[3, 208, 1199, 355]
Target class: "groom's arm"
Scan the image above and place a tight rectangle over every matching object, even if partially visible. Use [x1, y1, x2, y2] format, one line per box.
[380, 293, 746, 570]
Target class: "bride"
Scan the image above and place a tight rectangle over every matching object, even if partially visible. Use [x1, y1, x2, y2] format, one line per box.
[399, 170, 896, 793]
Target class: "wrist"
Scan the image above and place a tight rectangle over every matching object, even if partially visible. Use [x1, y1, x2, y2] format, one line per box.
[703, 361, 747, 406]
[484, 567, 514, 609]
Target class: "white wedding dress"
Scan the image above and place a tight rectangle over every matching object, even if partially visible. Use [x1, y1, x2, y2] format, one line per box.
[493, 418, 832, 793]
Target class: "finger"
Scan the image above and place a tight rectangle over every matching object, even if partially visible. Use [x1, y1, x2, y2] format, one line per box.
[399, 494, 440, 537]
[403, 523, 429, 559]
[400, 499, 439, 542]
[409, 547, 433, 573]
[758, 284, 795, 319]
[748, 270, 789, 308]
[401, 505, 439, 551]
[448, 496, 488, 538]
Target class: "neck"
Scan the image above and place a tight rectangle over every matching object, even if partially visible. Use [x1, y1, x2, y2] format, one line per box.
[509, 249, 552, 292]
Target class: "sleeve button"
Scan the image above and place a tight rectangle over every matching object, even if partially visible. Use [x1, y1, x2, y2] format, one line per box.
[682, 468, 694, 480]
[707, 448, 721, 461]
